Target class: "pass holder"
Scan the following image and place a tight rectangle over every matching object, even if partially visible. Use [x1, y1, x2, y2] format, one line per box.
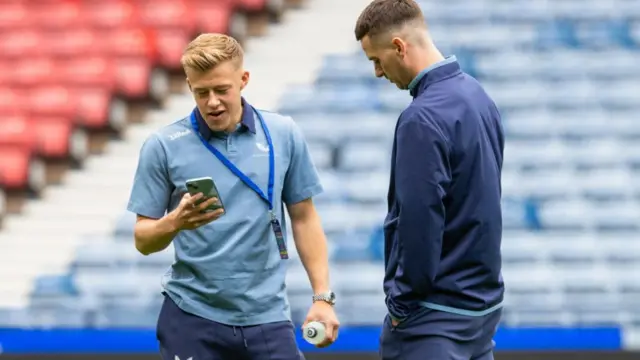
[270, 211, 288, 259]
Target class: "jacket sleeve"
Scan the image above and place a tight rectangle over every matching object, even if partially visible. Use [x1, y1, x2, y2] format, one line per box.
[386, 110, 452, 321]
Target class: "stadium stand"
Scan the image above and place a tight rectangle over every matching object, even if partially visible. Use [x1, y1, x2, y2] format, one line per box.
[0, 0, 298, 314]
[0, 0, 639, 355]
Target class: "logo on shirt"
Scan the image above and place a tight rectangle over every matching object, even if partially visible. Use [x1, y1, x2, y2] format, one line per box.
[168, 129, 191, 141]
[256, 142, 269, 152]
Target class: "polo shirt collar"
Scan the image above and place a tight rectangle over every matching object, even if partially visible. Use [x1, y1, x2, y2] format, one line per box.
[194, 97, 256, 140]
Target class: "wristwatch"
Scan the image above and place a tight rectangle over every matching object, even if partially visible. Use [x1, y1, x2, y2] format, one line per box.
[312, 291, 336, 306]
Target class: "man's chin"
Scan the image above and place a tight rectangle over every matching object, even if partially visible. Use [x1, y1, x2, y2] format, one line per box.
[205, 119, 231, 132]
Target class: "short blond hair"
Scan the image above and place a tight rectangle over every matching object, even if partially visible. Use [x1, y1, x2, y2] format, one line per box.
[181, 33, 244, 73]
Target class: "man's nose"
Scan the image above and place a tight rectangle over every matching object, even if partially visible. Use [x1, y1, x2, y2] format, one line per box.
[207, 94, 221, 108]
[375, 68, 384, 78]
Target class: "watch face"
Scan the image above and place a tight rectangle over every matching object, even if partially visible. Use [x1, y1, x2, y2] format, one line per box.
[315, 292, 336, 305]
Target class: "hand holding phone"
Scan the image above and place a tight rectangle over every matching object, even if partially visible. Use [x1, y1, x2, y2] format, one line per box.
[167, 177, 225, 231]
[185, 177, 225, 213]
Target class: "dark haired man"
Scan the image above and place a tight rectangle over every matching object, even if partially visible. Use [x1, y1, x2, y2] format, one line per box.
[355, 1, 506, 359]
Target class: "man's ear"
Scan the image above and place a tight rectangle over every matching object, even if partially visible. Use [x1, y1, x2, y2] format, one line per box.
[241, 71, 250, 90]
[391, 37, 406, 58]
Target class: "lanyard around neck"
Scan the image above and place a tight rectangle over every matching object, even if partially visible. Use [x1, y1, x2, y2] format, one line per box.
[189, 107, 275, 211]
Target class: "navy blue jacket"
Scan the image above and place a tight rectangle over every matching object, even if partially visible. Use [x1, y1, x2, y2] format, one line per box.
[384, 59, 505, 321]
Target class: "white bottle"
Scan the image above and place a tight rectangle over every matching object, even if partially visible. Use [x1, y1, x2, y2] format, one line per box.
[302, 321, 326, 345]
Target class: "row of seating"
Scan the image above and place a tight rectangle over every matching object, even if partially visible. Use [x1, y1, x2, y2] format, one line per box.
[419, 0, 640, 23]
[318, 51, 640, 87]
[303, 144, 640, 183]
[11, 256, 640, 329]
[276, 87, 639, 117]
[0, 0, 266, 35]
[63, 231, 640, 267]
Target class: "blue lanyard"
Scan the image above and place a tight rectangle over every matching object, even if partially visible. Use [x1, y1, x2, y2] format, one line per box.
[189, 107, 274, 211]
[190, 107, 289, 260]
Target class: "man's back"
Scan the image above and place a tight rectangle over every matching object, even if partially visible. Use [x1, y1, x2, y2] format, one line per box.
[385, 60, 505, 314]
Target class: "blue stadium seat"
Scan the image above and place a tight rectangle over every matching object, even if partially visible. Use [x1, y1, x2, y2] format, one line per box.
[576, 20, 635, 49]
[32, 274, 78, 298]
[329, 229, 377, 262]
[536, 20, 579, 49]
[337, 141, 391, 173]
[315, 54, 373, 87]
[368, 226, 384, 262]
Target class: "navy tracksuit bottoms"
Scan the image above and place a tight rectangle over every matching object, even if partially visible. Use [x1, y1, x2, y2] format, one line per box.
[380, 307, 502, 360]
[157, 294, 305, 360]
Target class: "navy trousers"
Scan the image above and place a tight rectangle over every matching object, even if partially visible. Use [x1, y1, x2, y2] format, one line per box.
[157, 295, 305, 360]
[380, 307, 502, 360]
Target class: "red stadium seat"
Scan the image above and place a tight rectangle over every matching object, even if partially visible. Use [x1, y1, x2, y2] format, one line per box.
[134, 0, 195, 69]
[31, 117, 87, 161]
[0, 61, 15, 89]
[0, 115, 37, 153]
[154, 29, 192, 70]
[101, 27, 158, 60]
[188, 0, 236, 35]
[3, 85, 118, 131]
[81, 0, 139, 29]
[71, 86, 123, 131]
[0, 147, 33, 191]
[56, 56, 117, 91]
[30, 0, 83, 29]
[135, 0, 197, 33]
[96, 28, 158, 98]
[41, 27, 98, 58]
[21, 86, 77, 120]
[0, 114, 82, 160]
[0, 29, 44, 59]
[0, 87, 21, 114]
[0, 2, 30, 30]
[112, 58, 153, 99]
[9, 57, 57, 88]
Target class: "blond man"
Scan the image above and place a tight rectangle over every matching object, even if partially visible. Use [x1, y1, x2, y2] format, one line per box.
[127, 33, 339, 360]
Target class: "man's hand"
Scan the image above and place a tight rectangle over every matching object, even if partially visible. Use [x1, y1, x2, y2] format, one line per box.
[168, 193, 224, 230]
[302, 301, 340, 348]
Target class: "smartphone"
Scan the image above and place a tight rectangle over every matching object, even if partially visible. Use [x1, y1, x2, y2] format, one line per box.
[185, 177, 224, 213]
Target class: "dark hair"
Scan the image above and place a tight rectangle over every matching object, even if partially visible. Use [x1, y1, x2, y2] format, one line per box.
[354, 0, 425, 41]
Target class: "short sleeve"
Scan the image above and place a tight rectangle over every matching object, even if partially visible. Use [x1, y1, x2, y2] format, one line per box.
[282, 119, 323, 205]
[126, 134, 173, 219]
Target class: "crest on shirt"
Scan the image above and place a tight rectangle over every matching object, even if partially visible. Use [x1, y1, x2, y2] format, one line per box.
[256, 142, 269, 152]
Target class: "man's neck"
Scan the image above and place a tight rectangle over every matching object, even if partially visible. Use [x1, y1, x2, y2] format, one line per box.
[407, 42, 445, 82]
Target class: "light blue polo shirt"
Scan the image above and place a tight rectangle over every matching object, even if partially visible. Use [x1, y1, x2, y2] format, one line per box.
[127, 98, 323, 326]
